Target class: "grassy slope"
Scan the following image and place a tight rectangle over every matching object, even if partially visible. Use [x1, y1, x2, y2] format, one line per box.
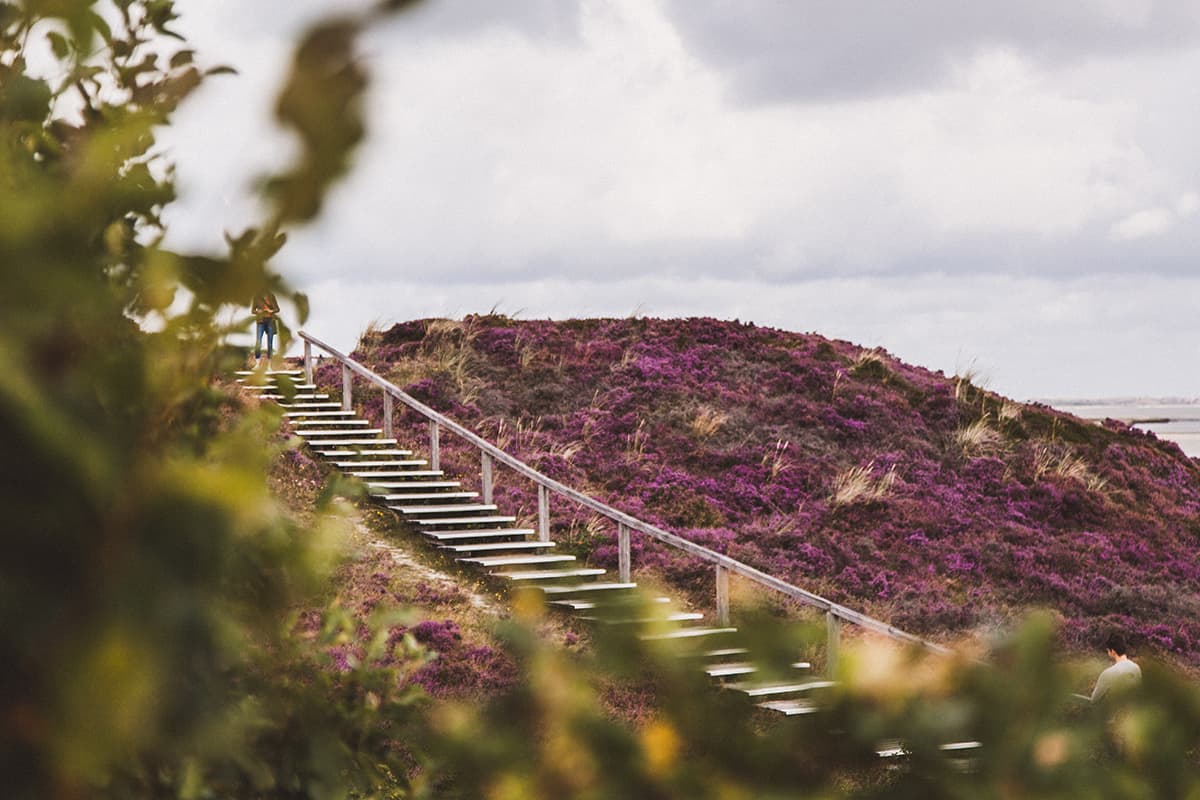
[326, 315, 1200, 666]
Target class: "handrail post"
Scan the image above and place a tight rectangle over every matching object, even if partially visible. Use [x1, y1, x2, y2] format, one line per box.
[537, 484, 550, 542]
[382, 391, 393, 440]
[826, 610, 841, 678]
[716, 565, 730, 626]
[481, 452, 493, 504]
[429, 421, 440, 471]
[618, 523, 630, 583]
[341, 364, 352, 412]
[303, 340, 313, 385]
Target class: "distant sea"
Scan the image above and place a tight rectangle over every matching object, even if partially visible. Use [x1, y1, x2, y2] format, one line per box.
[1045, 400, 1200, 458]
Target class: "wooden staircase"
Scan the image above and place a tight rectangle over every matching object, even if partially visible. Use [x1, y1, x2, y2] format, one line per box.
[238, 367, 836, 718]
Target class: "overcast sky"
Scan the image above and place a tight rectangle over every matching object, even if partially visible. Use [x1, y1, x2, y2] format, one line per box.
[162, 0, 1200, 400]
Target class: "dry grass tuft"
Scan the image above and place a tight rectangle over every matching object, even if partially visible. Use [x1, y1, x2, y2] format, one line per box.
[1033, 446, 1108, 492]
[761, 440, 791, 480]
[831, 461, 897, 506]
[997, 400, 1023, 422]
[689, 405, 729, 439]
[955, 416, 1004, 455]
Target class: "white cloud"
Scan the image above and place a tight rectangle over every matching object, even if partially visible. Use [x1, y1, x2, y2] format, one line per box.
[1109, 207, 1175, 240]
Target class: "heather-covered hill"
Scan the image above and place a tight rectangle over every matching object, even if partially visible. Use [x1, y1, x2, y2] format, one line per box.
[330, 316, 1200, 664]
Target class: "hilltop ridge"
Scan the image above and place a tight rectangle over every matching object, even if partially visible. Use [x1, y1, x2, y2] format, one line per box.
[325, 315, 1200, 665]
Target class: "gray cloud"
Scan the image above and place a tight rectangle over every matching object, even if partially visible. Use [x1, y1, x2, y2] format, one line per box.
[661, 0, 1200, 103]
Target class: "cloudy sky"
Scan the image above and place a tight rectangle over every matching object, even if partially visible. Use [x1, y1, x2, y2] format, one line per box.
[162, 0, 1200, 400]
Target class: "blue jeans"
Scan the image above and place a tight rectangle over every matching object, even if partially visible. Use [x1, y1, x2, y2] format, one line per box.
[255, 320, 276, 358]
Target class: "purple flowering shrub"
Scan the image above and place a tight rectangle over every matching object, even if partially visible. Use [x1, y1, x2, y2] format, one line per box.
[330, 316, 1200, 664]
[296, 549, 517, 698]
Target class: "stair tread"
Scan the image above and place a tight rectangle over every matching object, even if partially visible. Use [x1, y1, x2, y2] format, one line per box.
[338, 461, 431, 468]
[371, 483, 464, 493]
[398, 503, 498, 514]
[640, 627, 738, 641]
[758, 698, 821, 716]
[319, 449, 414, 458]
[440, 541, 552, 553]
[494, 568, 606, 581]
[460, 554, 576, 567]
[299, 428, 381, 436]
[423, 528, 536, 541]
[549, 596, 670, 611]
[383, 493, 478, 503]
[309, 438, 399, 445]
[533, 582, 637, 595]
[731, 679, 833, 697]
[416, 515, 517, 526]
[582, 611, 704, 624]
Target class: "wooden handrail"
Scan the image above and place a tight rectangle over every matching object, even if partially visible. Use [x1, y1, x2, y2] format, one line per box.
[298, 329, 950, 656]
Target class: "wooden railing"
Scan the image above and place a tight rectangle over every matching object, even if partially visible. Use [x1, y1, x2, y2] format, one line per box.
[299, 330, 951, 670]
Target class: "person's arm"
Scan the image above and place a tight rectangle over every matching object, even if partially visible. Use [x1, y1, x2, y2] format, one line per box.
[1090, 668, 1112, 703]
[267, 295, 280, 316]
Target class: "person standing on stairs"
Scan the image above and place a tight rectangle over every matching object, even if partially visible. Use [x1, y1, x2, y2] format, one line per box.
[252, 291, 280, 367]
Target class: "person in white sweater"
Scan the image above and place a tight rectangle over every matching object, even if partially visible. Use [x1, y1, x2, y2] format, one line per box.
[1091, 634, 1142, 704]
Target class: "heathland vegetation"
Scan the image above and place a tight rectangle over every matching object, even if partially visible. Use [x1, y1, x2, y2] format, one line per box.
[342, 315, 1200, 667]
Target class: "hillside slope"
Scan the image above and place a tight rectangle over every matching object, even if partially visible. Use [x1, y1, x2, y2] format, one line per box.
[329, 316, 1200, 663]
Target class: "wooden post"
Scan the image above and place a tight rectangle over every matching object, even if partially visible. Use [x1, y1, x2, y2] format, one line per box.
[537, 484, 550, 542]
[429, 421, 440, 471]
[303, 340, 313, 385]
[481, 452, 493, 504]
[716, 565, 730, 626]
[341, 364, 352, 412]
[826, 610, 841, 678]
[382, 391, 393, 439]
[618, 523, 631, 583]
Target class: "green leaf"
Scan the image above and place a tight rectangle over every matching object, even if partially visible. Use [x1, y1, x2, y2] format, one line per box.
[169, 48, 193, 68]
[204, 64, 238, 76]
[46, 30, 70, 60]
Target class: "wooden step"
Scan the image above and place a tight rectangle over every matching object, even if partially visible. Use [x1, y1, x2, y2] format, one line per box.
[364, 475, 449, 488]
[422, 528, 536, 541]
[640, 627, 738, 641]
[416, 515, 517, 527]
[532, 582, 637, 596]
[299, 428, 382, 437]
[236, 369, 302, 376]
[730, 679, 831, 698]
[260, 394, 330, 401]
[440, 541, 554, 554]
[758, 698, 821, 716]
[493, 568, 606, 581]
[582, 611, 705, 625]
[292, 419, 369, 427]
[337, 460, 430, 469]
[349, 467, 436, 478]
[549, 596, 671, 611]
[383, 492, 478, 504]
[319, 449, 414, 458]
[308, 438, 399, 446]
[397, 503, 498, 516]
[370, 483, 464, 495]
[279, 402, 343, 410]
[284, 410, 356, 418]
[461, 553, 577, 568]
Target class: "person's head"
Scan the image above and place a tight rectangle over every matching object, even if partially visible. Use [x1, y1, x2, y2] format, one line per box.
[1104, 634, 1129, 658]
